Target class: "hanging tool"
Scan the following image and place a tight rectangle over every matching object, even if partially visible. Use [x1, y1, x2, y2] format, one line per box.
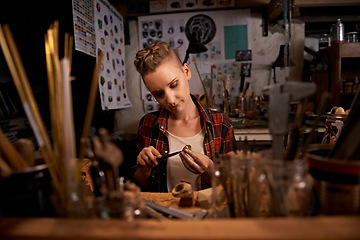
[263, 81, 316, 160]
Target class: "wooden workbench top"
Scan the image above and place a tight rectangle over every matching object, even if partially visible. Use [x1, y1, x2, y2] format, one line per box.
[1, 216, 360, 240]
[1, 192, 359, 239]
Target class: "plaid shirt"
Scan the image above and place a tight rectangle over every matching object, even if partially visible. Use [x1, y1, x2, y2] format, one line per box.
[136, 94, 235, 192]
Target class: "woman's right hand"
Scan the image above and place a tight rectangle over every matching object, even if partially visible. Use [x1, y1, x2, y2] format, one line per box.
[136, 146, 162, 169]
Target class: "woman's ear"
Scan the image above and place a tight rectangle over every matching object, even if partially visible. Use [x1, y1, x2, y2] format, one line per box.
[183, 63, 192, 80]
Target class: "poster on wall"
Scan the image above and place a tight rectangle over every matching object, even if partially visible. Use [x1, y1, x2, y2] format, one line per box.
[72, 0, 96, 56]
[138, 9, 250, 111]
[94, 0, 132, 110]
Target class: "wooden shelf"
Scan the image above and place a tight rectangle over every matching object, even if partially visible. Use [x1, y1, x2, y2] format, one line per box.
[314, 42, 360, 111]
[339, 42, 360, 58]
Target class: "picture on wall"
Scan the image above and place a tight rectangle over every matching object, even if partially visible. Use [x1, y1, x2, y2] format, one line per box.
[94, 0, 132, 110]
[72, 0, 96, 56]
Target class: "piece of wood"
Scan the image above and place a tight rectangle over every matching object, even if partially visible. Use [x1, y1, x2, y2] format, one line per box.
[0, 24, 60, 192]
[0, 129, 29, 171]
[195, 186, 226, 209]
[13, 138, 35, 166]
[78, 52, 104, 161]
[45, 30, 61, 167]
[0, 155, 13, 176]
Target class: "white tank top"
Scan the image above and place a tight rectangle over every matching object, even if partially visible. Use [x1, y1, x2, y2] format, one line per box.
[166, 129, 205, 192]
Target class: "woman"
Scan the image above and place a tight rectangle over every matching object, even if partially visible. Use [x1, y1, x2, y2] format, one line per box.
[133, 41, 235, 192]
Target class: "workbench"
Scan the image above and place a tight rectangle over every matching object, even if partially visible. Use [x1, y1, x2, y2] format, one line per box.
[1, 192, 359, 240]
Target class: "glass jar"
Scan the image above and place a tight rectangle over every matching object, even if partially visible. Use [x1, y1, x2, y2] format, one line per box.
[257, 150, 315, 217]
[211, 151, 263, 218]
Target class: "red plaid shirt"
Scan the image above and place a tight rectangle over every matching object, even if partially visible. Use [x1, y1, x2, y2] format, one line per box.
[136, 94, 235, 192]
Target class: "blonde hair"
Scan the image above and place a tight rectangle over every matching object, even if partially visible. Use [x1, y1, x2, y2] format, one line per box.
[134, 41, 182, 77]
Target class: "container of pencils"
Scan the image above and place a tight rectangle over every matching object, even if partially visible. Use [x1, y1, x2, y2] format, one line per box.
[306, 144, 360, 215]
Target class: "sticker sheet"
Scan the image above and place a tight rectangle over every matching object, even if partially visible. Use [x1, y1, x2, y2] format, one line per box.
[94, 0, 132, 110]
[72, 0, 96, 56]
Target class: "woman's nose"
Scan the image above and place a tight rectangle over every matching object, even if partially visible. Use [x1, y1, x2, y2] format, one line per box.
[165, 91, 175, 105]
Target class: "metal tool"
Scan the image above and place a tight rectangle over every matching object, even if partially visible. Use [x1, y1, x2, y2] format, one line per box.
[131, 150, 180, 169]
[143, 199, 208, 219]
[263, 81, 316, 160]
[132, 145, 191, 168]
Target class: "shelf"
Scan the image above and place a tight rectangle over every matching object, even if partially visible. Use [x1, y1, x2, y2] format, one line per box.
[314, 42, 360, 110]
[339, 42, 360, 58]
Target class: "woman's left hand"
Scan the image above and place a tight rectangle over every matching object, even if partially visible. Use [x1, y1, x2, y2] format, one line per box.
[179, 148, 214, 176]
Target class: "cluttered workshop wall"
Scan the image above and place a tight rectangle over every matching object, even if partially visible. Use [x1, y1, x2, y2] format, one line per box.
[114, 12, 305, 134]
[137, 9, 251, 112]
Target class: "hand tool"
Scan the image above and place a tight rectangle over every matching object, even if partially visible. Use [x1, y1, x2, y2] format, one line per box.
[132, 145, 191, 168]
[143, 199, 208, 219]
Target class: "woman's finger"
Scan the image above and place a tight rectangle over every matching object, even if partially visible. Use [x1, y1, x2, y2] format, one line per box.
[179, 151, 201, 174]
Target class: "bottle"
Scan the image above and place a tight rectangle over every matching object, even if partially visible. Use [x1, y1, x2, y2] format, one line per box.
[331, 19, 344, 43]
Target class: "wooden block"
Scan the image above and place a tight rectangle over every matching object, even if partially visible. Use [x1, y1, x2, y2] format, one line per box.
[195, 186, 226, 209]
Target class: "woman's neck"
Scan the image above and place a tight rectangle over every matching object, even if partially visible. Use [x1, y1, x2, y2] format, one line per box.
[169, 97, 199, 121]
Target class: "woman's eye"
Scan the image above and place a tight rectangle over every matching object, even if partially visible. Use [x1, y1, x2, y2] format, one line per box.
[170, 81, 178, 88]
[153, 92, 164, 97]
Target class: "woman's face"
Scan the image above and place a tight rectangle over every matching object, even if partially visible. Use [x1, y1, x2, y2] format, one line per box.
[143, 60, 192, 115]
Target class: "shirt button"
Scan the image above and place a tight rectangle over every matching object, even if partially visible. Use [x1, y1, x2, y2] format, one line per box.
[160, 126, 164, 129]
[165, 150, 168, 153]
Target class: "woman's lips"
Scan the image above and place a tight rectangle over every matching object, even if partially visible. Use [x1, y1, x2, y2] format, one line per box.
[170, 103, 179, 109]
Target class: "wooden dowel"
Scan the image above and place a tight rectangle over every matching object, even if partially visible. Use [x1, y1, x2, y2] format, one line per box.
[48, 23, 67, 199]
[194, 61, 210, 107]
[45, 33, 61, 168]
[64, 32, 69, 59]
[50, 24, 65, 158]
[0, 129, 29, 171]
[78, 52, 104, 161]
[54, 21, 59, 58]
[60, 58, 78, 198]
[2, 25, 55, 160]
[209, 65, 214, 107]
[0, 25, 27, 109]
[0, 24, 61, 194]
[69, 35, 73, 75]
[0, 155, 12, 176]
